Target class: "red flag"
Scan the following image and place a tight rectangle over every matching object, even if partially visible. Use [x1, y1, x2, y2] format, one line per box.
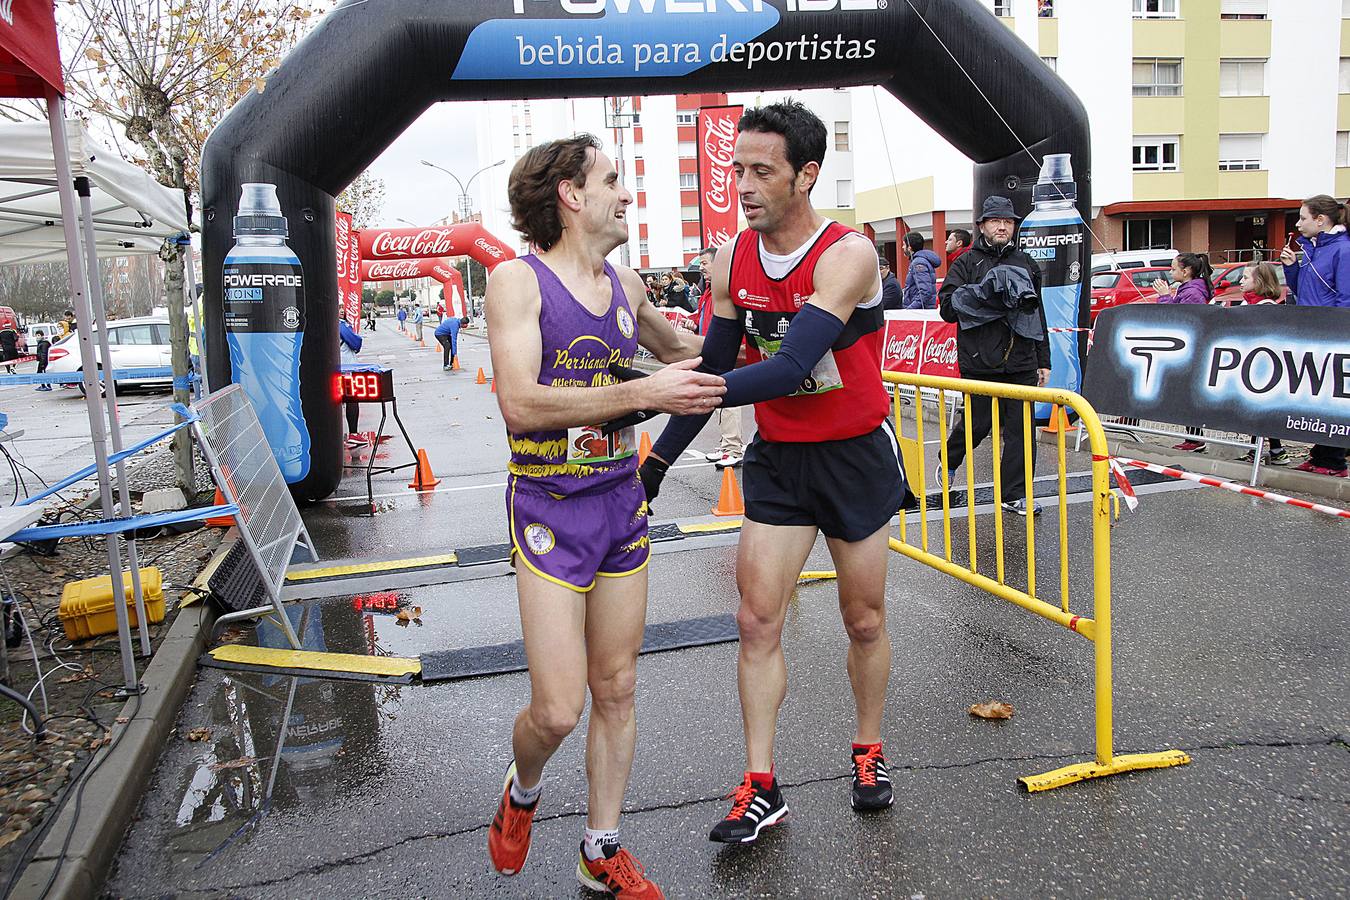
[697, 105, 741, 251]
[335, 210, 361, 328]
[0, 0, 64, 99]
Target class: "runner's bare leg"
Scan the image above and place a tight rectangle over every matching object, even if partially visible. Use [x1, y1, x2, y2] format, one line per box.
[582, 568, 649, 829]
[735, 520, 819, 772]
[825, 525, 892, 746]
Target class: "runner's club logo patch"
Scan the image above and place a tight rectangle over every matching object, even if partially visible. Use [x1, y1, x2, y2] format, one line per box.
[524, 523, 555, 555]
[616, 306, 634, 339]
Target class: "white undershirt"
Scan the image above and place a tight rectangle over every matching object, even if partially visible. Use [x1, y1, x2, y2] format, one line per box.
[757, 220, 884, 309]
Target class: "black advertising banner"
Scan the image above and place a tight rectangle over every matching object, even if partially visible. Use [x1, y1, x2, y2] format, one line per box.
[1083, 304, 1350, 449]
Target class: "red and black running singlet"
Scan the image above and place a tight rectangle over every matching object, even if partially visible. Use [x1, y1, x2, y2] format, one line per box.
[728, 222, 889, 443]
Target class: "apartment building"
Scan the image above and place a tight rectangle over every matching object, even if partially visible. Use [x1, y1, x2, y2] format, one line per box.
[474, 89, 857, 272]
[854, 0, 1348, 274]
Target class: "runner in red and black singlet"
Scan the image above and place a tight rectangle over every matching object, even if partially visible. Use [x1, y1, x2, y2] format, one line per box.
[484, 135, 723, 899]
[641, 101, 906, 844]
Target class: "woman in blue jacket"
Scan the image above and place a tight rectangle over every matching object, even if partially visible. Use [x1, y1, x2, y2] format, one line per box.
[1279, 195, 1349, 476]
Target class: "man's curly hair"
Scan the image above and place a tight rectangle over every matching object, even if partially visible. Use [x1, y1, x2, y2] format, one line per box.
[508, 134, 603, 251]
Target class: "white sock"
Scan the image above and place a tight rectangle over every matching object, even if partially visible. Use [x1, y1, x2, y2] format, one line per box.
[582, 827, 620, 861]
[509, 772, 541, 807]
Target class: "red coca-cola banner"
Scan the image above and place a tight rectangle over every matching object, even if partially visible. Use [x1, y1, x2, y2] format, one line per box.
[0, 0, 64, 98]
[358, 222, 515, 270]
[881, 312, 959, 378]
[335, 211, 362, 328]
[697, 105, 742, 251]
[359, 257, 466, 317]
[659, 308, 697, 334]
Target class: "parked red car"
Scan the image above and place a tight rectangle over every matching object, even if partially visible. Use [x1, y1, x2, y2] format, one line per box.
[1089, 267, 1176, 320]
[1211, 261, 1291, 305]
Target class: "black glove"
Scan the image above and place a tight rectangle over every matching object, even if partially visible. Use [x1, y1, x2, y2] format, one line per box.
[602, 363, 659, 435]
[638, 456, 668, 506]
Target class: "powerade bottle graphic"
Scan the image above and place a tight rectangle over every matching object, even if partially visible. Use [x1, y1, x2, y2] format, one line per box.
[223, 183, 311, 482]
[1018, 154, 1088, 422]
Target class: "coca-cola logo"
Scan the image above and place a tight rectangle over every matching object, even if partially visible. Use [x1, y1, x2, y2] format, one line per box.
[922, 336, 958, 368]
[367, 260, 421, 279]
[368, 228, 457, 259]
[701, 112, 737, 216]
[334, 215, 350, 278]
[886, 333, 920, 363]
[705, 226, 733, 248]
[474, 237, 504, 259]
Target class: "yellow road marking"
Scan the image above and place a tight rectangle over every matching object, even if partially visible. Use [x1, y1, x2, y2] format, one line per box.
[208, 644, 421, 677]
[285, 553, 459, 582]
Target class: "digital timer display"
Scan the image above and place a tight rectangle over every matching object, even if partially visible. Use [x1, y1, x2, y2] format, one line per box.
[340, 369, 394, 403]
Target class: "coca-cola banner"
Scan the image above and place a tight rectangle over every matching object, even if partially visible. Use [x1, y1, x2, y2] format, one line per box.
[359, 257, 466, 318]
[697, 105, 741, 251]
[882, 311, 959, 379]
[358, 223, 515, 270]
[334, 211, 362, 328]
[659, 308, 698, 335]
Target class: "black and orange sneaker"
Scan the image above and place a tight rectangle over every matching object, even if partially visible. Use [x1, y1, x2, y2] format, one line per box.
[708, 775, 788, 843]
[576, 843, 665, 897]
[851, 745, 894, 811]
[487, 762, 538, 876]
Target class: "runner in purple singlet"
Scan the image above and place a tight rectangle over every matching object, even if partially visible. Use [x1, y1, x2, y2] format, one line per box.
[484, 134, 724, 899]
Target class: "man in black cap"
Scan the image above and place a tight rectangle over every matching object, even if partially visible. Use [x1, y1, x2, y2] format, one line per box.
[936, 195, 1050, 516]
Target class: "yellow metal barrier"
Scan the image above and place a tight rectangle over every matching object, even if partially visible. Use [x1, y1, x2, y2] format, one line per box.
[885, 372, 1190, 792]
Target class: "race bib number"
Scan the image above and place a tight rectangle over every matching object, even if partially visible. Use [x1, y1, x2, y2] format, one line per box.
[754, 336, 843, 396]
[567, 425, 636, 464]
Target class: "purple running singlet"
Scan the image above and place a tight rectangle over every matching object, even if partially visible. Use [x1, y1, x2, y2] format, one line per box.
[505, 255, 649, 591]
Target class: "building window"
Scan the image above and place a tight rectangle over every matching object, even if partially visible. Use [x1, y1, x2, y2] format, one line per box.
[1336, 131, 1349, 167]
[676, 111, 697, 126]
[1219, 59, 1265, 96]
[633, 175, 644, 191]
[1042, 56, 1058, 72]
[1132, 0, 1179, 18]
[993, 0, 1012, 16]
[834, 121, 850, 151]
[1132, 136, 1180, 171]
[677, 141, 696, 158]
[639, 240, 649, 258]
[629, 111, 641, 126]
[837, 180, 854, 208]
[1341, 59, 1350, 94]
[1218, 133, 1263, 171]
[681, 205, 700, 221]
[682, 235, 702, 253]
[1133, 59, 1183, 97]
[1219, 0, 1266, 19]
[1125, 218, 1173, 251]
[678, 172, 697, 190]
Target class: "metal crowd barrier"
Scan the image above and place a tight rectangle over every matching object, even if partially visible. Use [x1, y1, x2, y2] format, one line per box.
[883, 371, 1190, 792]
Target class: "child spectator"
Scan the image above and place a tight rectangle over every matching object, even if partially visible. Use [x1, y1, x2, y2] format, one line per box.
[34, 329, 52, 392]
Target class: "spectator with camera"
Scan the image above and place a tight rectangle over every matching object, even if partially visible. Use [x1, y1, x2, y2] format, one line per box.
[936, 195, 1050, 516]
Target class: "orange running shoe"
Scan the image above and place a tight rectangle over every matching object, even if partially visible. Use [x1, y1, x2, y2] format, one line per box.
[487, 762, 538, 876]
[576, 844, 665, 898]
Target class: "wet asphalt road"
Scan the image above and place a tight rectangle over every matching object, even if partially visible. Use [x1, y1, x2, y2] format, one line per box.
[106, 322, 1348, 898]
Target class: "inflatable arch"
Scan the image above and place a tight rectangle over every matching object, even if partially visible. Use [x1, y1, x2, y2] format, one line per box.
[202, 0, 1091, 500]
[360, 258, 468, 318]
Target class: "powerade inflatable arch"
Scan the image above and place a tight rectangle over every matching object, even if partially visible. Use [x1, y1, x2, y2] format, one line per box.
[202, 0, 1091, 501]
[360, 258, 468, 318]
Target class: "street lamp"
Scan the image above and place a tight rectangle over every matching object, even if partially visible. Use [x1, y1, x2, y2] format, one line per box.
[420, 159, 506, 309]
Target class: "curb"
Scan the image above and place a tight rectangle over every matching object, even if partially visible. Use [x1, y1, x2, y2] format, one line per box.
[9, 537, 232, 900]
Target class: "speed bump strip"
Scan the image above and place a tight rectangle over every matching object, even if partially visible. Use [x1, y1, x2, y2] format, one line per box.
[678, 520, 743, 534]
[285, 553, 459, 582]
[206, 644, 421, 679]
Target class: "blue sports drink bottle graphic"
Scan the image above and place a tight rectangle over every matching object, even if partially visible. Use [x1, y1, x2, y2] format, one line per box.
[222, 182, 311, 483]
[1018, 153, 1088, 422]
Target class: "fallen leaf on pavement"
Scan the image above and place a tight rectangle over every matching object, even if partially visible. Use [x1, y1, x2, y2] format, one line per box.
[968, 701, 1014, 720]
[209, 756, 259, 772]
[185, 727, 213, 742]
[114, 716, 129, 724]
[57, 665, 96, 684]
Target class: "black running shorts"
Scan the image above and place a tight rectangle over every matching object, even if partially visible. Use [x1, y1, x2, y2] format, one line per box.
[742, 421, 906, 543]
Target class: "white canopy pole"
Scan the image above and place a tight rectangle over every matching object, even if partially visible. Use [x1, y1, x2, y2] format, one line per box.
[45, 96, 139, 692]
[183, 250, 209, 395]
[76, 176, 152, 657]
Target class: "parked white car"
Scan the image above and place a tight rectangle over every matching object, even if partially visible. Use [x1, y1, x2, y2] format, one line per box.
[45, 316, 173, 395]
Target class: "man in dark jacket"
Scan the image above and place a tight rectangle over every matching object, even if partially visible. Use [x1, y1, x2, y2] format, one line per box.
[945, 228, 972, 268]
[937, 195, 1051, 515]
[901, 232, 941, 309]
[879, 258, 902, 311]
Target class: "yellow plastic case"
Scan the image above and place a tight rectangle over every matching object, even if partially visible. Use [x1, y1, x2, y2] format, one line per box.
[59, 567, 165, 641]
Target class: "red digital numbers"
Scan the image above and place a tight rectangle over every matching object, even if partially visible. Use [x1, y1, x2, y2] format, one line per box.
[341, 372, 383, 402]
[352, 591, 400, 613]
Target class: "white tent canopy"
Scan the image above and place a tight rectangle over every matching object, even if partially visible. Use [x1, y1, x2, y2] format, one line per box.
[0, 119, 188, 266]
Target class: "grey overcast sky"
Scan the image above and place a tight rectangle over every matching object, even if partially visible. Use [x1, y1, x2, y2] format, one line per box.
[364, 102, 491, 229]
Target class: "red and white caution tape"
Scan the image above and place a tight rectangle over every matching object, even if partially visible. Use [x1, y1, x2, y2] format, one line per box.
[1116, 457, 1350, 521]
[1092, 454, 1140, 511]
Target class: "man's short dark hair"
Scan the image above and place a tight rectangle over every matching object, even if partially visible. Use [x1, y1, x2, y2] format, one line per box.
[948, 228, 972, 248]
[904, 232, 925, 254]
[508, 133, 603, 251]
[737, 101, 827, 185]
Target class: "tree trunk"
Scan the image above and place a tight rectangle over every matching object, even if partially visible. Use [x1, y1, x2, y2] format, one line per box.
[163, 242, 195, 494]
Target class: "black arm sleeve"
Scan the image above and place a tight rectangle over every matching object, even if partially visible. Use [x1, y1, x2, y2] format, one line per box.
[650, 314, 743, 462]
[717, 304, 846, 407]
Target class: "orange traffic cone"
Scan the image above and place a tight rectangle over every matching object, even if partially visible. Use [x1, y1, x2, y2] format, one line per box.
[637, 431, 653, 465]
[205, 487, 236, 527]
[408, 449, 440, 490]
[711, 467, 745, 517]
[1042, 407, 1072, 433]
[475, 368, 486, 385]
[451, 356, 461, 371]
[490, 377, 496, 393]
